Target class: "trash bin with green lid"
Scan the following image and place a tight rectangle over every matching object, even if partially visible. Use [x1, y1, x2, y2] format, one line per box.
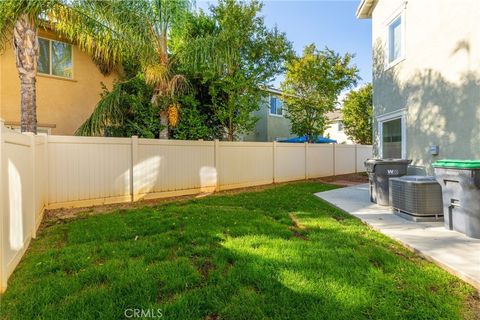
[364, 159, 412, 206]
[433, 160, 480, 238]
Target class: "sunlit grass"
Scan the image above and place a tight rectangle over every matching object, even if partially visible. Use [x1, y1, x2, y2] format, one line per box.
[1, 182, 477, 319]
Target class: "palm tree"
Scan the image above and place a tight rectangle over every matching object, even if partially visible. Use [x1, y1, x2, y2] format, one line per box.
[77, 0, 191, 138]
[141, 0, 190, 139]
[0, 0, 139, 133]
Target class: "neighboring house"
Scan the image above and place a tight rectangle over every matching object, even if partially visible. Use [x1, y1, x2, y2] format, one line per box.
[357, 0, 480, 174]
[324, 110, 353, 144]
[0, 28, 116, 135]
[242, 88, 295, 142]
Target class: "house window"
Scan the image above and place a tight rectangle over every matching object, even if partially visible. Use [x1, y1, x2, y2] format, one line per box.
[386, 7, 405, 68]
[337, 121, 344, 131]
[382, 118, 402, 158]
[38, 38, 73, 79]
[388, 16, 402, 63]
[269, 96, 283, 116]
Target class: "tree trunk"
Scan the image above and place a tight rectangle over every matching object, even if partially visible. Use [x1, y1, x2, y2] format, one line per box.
[156, 32, 170, 140]
[227, 118, 234, 141]
[159, 110, 169, 139]
[227, 130, 234, 141]
[13, 14, 38, 134]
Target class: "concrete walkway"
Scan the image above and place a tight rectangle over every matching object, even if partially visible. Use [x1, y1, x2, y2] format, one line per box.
[315, 184, 480, 291]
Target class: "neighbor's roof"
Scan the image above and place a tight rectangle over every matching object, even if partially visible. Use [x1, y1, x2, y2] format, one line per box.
[259, 86, 299, 99]
[356, 0, 376, 19]
[261, 87, 283, 95]
[326, 110, 342, 122]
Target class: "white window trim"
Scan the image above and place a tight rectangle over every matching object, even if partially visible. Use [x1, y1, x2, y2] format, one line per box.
[38, 37, 74, 79]
[337, 120, 344, 131]
[269, 113, 284, 118]
[377, 109, 406, 159]
[384, 2, 407, 70]
[268, 95, 284, 117]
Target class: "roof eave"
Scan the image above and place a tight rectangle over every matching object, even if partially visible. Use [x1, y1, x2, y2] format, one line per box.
[356, 0, 375, 19]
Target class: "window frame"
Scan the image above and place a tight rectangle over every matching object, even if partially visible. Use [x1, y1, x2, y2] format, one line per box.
[37, 37, 74, 79]
[337, 120, 344, 131]
[268, 95, 284, 117]
[384, 3, 406, 70]
[377, 109, 406, 159]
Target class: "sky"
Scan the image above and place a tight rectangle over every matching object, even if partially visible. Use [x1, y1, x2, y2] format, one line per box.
[196, 0, 372, 90]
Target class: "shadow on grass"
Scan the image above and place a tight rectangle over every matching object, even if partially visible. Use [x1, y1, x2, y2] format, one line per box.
[1, 182, 476, 320]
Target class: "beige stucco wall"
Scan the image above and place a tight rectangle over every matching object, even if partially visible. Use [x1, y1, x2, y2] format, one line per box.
[0, 29, 117, 135]
[371, 0, 480, 174]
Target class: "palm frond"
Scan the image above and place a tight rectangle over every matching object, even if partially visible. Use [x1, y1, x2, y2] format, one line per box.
[0, 0, 51, 52]
[168, 74, 189, 97]
[144, 62, 171, 86]
[75, 82, 126, 136]
[179, 34, 240, 75]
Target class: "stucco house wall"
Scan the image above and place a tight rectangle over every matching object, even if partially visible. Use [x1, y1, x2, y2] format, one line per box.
[265, 110, 293, 141]
[242, 92, 294, 142]
[242, 100, 269, 141]
[0, 29, 116, 135]
[362, 0, 480, 174]
[324, 111, 354, 144]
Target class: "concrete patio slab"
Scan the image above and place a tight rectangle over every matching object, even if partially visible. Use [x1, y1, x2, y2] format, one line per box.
[315, 184, 480, 291]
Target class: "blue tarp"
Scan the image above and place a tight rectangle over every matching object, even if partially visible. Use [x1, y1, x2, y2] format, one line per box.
[277, 135, 337, 144]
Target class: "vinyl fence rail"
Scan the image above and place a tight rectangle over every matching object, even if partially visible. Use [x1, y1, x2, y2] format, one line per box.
[0, 119, 372, 292]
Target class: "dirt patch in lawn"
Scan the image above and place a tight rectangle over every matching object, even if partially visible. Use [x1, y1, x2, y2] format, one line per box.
[288, 213, 306, 230]
[198, 260, 215, 279]
[316, 173, 368, 187]
[289, 213, 309, 240]
[463, 292, 480, 320]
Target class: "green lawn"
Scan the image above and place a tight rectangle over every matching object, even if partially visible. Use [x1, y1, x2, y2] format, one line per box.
[1, 182, 477, 319]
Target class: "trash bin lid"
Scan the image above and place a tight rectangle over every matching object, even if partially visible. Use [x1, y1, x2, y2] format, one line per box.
[433, 159, 480, 169]
[364, 158, 412, 165]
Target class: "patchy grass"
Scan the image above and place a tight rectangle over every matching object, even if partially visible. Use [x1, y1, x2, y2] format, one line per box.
[1, 182, 477, 320]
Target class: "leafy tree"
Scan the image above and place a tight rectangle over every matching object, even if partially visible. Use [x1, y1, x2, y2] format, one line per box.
[177, 0, 293, 141]
[171, 103, 213, 140]
[77, 0, 192, 138]
[76, 75, 163, 138]
[167, 11, 223, 140]
[281, 44, 359, 142]
[341, 83, 373, 144]
[138, 0, 191, 139]
[0, 0, 138, 133]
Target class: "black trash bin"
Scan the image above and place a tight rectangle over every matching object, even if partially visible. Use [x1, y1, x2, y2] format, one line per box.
[433, 160, 480, 238]
[365, 159, 412, 206]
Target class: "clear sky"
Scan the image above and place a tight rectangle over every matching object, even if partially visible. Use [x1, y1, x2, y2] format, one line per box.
[196, 0, 372, 89]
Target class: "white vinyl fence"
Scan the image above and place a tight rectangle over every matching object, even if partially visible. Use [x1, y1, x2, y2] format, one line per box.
[0, 120, 372, 291]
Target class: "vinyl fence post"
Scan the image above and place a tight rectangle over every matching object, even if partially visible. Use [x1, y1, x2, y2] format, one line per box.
[304, 142, 308, 180]
[44, 134, 49, 210]
[214, 139, 220, 191]
[355, 144, 358, 173]
[131, 136, 138, 202]
[0, 119, 6, 292]
[26, 132, 37, 238]
[273, 141, 277, 183]
[332, 143, 336, 177]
